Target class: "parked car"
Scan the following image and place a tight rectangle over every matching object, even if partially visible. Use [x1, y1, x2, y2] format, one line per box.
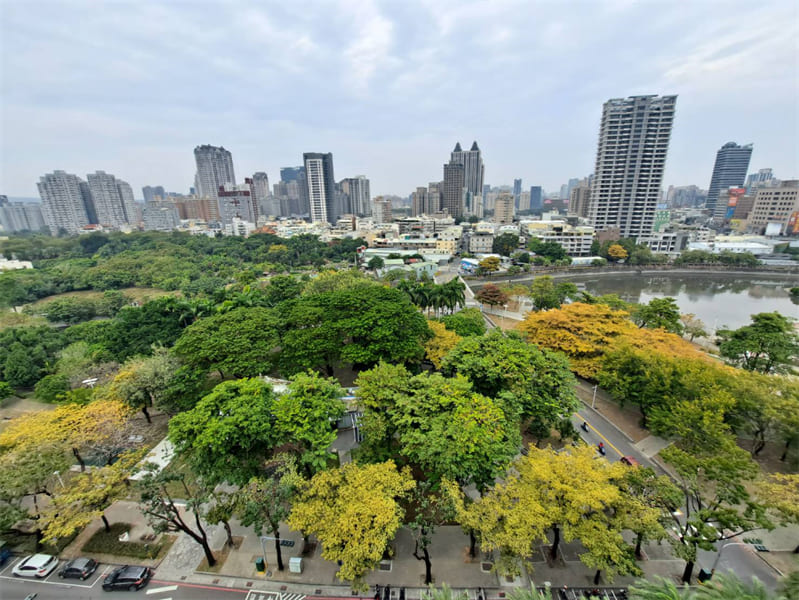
[12, 554, 58, 578]
[620, 455, 640, 467]
[59, 557, 99, 580]
[0, 541, 12, 566]
[102, 565, 153, 591]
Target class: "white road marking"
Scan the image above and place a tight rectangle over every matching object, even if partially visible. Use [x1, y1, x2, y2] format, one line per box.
[147, 585, 179, 594]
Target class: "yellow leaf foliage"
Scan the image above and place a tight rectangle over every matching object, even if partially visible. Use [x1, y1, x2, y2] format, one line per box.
[518, 302, 711, 378]
[424, 320, 462, 370]
[0, 399, 132, 453]
[288, 460, 414, 588]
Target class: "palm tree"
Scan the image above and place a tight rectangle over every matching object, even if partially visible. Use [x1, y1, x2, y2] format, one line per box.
[506, 585, 553, 600]
[629, 577, 695, 600]
[422, 584, 470, 600]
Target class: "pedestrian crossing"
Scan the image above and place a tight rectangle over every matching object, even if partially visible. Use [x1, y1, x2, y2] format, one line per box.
[246, 592, 306, 600]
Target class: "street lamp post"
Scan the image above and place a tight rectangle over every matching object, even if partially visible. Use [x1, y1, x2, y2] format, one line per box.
[259, 536, 278, 573]
[591, 384, 598, 409]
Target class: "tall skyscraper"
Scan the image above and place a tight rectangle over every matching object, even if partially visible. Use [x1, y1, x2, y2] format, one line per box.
[38, 170, 96, 235]
[706, 142, 754, 217]
[194, 145, 236, 203]
[443, 161, 465, 219]
[86, 171, 130, 228]
[530, 186, 543, 211]
[569, 182, 592, 218]
[247, 172, 276, 218]
[116, 180, 139, 226]
[412, 187, 427, 217]
[450, 141, 485, 197]
[588, 95, 677, 238]
[341, 176, 371, 216]
[427, 182, 443, 215]
[303, 152, 336, 224]
[142, 185, 165, 203]
[513, 179, 522, 209]
[0, 196, 45, 233]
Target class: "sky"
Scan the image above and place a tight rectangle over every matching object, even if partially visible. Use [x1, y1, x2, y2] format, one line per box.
[1, 0, 797, 200]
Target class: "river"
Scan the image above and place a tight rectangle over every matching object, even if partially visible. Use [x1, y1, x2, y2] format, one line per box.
[565, 272, 799, 331]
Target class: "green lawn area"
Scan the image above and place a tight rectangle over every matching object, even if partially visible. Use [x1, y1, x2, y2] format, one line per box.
[29, 287, 178, 306]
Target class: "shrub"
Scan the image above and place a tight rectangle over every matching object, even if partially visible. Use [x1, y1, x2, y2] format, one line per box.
[82, 523, 164, 559]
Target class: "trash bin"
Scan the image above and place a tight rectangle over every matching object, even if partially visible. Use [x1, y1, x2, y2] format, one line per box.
[255, 557, 265, 572]
[698, 569, 712, 583]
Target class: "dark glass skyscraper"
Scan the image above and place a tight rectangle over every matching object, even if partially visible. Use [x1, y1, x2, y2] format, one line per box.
[706, 142, 753, 218]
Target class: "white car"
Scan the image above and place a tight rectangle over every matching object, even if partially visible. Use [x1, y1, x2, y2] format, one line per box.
[12, 553, 58, 578]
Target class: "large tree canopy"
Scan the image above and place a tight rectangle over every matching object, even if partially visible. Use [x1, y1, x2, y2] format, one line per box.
[168, 378, 280, 484]
[717, 311, 799, 374]
[174, 306, 282, 378]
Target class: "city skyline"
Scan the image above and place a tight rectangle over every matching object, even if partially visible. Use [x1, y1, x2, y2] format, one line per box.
[1, 1, 797, 198]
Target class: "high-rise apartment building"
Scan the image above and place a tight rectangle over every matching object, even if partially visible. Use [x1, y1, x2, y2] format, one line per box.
[37, 170, 92, 235]
[247, 172, 276, 218]
[372, 197, 393, 223]
[450, 142, 485, 197]
[588, 95, 677, 238]
[443, 161, 465, 219]
[412, 187, 427, 217]
[494, 193, 515, 225]
[513, 179, 522, 209]
[116, 180, 139, 226]
[569, 183, 592, 218]
[303, 152, 336, 224]
[142, 201, 180, 232]
[0, 196, 45, 233]
[530, 186, 543, 211]
[427, 182, 443, 214]
[706, 142, 753, 217]
[194, 145, 236, 205]
[86, 171, 130, 228]
[745, 168, 774, 193]
[341, 176, 371, 216]
[142, 185, 165, 203]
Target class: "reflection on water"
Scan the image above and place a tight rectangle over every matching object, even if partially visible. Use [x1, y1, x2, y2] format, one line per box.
[567, 273, 799, 331]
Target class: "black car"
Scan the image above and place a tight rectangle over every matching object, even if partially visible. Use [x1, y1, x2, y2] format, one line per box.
[59, 557, 98, 580]
[102, 565, 152, 591]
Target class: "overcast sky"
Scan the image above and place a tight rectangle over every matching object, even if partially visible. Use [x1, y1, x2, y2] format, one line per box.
[1, 0, 797, 199]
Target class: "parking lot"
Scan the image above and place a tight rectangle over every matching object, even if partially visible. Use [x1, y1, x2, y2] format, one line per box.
[0, 554, 113, 589]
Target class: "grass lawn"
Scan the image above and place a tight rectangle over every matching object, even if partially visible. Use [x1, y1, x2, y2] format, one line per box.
[82, 523, 172, 560]
[28, 287, 178, 307]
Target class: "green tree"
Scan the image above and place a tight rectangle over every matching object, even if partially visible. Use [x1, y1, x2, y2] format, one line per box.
[717, 312, 799, 373]
[104, 348, 180, 423]
[680, 313, 708, 341]
[33, 373, 70, 403]
[168, 378, 281, 484]
[237, 459, 302, 571]
[288, 461, 415, 589]
[367, 256, 385, 271]
[0, 381, 14, 402]
[174, 307, 281, 378]
[528, 276, 579, 311]
[492, 233, 520, 257]
[528, 238, 568, 261]
[443, 329, 578, 433]
[662, 439, 773, 583]
[440, 307, 486, 337]
[406, 481, 455, 585]
[273, 371, 346, 476]
[633, 297, 683, 334]
[137, 464, 217, 567]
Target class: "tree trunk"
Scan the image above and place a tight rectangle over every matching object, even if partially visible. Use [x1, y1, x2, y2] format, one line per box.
[200, 536, 216, 567]
[682, 559, 694, 584]
[635, 532, 643, 559]
[550, 524, 560, 560]
[101, 514, 111, 533]
[423, 546, 432, 585]
[753, 438, 766, 456]
[793, 543, 799, 554]
[73, 447, 86, 472]
[594, 569, 602, 585]
[781, 439, 792, 461]
[223, 520, 234, 547]
[469, 530, 477, 558]
[274, 530, 284, 571]
[141, 404, 152, 424]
